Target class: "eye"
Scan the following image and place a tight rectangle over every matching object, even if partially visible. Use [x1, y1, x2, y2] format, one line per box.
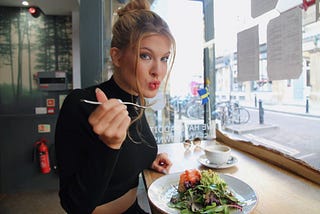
[140, 53, 151, 60]
[161, 56, 169, 62]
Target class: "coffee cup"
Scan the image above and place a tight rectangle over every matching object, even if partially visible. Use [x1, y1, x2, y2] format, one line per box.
[204, 144, 231, 165]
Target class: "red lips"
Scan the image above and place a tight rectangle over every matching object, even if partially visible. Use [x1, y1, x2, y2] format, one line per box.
[149, 81, 160, 90]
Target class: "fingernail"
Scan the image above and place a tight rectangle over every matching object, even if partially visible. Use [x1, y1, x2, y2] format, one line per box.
[117, 99, 123, 104]
[95, 88, 102, 93]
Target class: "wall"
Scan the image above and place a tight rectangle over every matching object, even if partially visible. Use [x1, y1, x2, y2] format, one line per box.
[0, 115, 59, 193]
[0, 7, 72, 193]
[80, 0, 105, 88]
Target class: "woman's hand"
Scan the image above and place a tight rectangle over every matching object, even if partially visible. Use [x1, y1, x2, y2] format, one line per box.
[151, 153, 172, 174]
[88, 88, 131, 149]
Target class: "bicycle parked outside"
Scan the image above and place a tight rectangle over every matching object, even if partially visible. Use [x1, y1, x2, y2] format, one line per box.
[186, 97, 204, 119]
[213, 100, 250, 128]
[169, 95, 205, 119]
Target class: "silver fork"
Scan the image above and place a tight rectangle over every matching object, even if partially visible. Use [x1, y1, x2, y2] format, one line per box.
[80, 99, 156, 109]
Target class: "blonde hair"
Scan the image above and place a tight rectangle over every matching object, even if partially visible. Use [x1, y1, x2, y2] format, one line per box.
[111, 0, 176, 140]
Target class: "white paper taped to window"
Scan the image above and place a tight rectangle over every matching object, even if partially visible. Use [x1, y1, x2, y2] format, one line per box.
[251, 0, 278, 18]
[267, 7, 302, 80]
[237, 25, 260, 82]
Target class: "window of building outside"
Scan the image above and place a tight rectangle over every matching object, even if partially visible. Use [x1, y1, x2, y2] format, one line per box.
[145, 0, 320, 181]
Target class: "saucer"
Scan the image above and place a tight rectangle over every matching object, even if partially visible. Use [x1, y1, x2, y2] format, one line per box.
[198, 154, 238, 169]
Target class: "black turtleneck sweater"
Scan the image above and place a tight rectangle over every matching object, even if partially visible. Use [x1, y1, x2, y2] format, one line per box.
[55, 76, 158, 214]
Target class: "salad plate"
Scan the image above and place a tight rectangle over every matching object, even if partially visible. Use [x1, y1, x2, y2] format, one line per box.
[148, 172, 257, 214]
[198, 154, 238, 169]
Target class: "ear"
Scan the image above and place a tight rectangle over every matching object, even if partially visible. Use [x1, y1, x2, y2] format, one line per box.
[110, 47, 121, 67]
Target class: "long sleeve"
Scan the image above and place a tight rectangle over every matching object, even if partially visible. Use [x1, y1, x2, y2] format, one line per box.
[55, 89, 120, 214]
[55, 77, 158, 214]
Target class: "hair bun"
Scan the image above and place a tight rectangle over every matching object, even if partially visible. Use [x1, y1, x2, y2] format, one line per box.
[117, 0, 150, 17]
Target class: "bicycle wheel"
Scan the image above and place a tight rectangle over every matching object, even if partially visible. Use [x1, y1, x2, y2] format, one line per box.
[232, 107, 250, 124]
[186, 103, 204, 119]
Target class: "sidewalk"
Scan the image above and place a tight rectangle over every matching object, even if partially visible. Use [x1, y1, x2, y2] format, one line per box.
[220, 100, 320, 135]
[222, 101, 320, 170]
[224, 101, 320, 134]
[242, 101, 320, 118]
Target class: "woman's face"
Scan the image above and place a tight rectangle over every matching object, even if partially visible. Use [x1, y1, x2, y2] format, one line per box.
[112, 34, 172, 98]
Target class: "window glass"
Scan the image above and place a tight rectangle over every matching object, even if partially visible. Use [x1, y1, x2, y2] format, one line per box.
[146, 0, 210, 144]
[147, 0, 320, 173]
[214, 0, 320, 171]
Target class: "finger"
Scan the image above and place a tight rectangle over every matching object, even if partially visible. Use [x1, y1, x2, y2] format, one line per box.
[160, 160, 172, 174]
[89, 103, 111, 126]
[100, 109, 130, 137]
[152, 160, 171, 174]
[160, 165, 170, 174]
[165, 162, 172, 172]
[158, 153, 172, 173]
[98, 113, 131, 147]
[158, 153, 170, 163]
[89, 98, 122, 124]
[152, 164, 166, 174]
[91, 102, 128, 134]
[161, 169, 168, 174]
[95, 88, 108, 103]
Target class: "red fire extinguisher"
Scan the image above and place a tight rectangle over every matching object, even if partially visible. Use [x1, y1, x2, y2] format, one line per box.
[33, 138, 51, 174]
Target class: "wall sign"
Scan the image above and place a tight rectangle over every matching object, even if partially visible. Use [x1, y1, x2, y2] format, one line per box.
[46, 98, 55, 107]
[47, 107, 55, 114]
[38, 124, 51, 133]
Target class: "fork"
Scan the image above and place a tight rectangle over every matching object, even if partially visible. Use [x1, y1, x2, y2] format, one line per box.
[80, 99, 156, 109]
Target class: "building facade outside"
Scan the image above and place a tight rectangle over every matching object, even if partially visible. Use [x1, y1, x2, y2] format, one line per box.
[215, 31, 320, 113]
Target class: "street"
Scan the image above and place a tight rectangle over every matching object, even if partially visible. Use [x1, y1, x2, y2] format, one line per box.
[225, 108, 320, 170]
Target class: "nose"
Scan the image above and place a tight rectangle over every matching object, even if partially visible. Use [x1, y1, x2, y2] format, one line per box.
[150, 61, 165, 77]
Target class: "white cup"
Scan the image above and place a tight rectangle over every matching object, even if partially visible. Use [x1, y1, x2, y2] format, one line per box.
[204, 144, 231, 165]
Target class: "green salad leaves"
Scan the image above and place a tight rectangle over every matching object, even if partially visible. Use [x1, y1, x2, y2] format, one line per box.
[169, 170, 243, 214]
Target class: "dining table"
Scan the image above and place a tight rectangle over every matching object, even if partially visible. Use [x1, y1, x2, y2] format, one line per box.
[142, 141, 320, 214]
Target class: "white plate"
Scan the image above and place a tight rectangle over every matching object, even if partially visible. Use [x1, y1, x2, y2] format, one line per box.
[198, 154, 238, 169]
[148, 172, 257, 214]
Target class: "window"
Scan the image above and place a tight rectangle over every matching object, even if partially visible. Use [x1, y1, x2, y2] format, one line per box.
[214, 0, 320, 182]
[147, 0, 209, 144]
[147, 0, 320, 184]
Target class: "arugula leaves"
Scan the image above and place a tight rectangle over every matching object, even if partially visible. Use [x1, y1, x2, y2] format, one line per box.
[169, 170, 243, 214]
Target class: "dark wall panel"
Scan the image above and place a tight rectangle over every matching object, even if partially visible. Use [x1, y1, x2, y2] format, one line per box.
[0, 115, 59, 193]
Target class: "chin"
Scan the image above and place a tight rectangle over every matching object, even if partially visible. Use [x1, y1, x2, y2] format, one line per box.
[144, 91, 157, 98]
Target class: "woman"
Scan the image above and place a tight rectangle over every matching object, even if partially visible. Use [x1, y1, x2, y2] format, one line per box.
[55, 0, 175, 213]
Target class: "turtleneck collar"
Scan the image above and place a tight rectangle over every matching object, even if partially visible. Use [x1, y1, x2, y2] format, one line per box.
[99, 76, 138, 103]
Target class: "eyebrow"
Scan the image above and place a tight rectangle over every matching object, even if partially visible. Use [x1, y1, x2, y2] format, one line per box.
[140, 47, 171, 56]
